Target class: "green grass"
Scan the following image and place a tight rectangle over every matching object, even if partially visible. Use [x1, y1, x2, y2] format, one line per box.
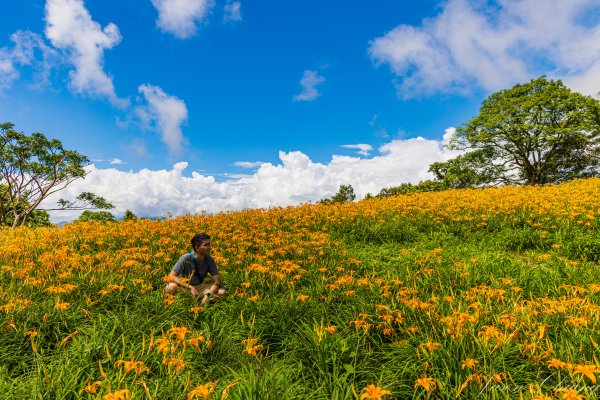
[1, 183, 600, 399]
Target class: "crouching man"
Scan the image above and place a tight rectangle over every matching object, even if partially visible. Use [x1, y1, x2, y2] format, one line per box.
[165, 233, 226, 305]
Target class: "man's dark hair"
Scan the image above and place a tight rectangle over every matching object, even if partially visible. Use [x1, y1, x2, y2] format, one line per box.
[191, 233, 210, 251]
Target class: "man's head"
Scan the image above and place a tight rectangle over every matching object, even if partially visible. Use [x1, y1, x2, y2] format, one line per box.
[191, 233, 211, 253]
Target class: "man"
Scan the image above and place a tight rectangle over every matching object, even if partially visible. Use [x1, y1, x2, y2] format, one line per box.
[165, 233, 226, 305]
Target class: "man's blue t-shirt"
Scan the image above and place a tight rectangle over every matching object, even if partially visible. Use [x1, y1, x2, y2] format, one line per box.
[171, 253, 219, 286]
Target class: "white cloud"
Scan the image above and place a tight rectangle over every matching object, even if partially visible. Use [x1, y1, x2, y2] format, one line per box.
[224, 1, 242, 22]
[369, 114, 379, 128]
[109, 158, 126, 165]
[234, 161, 264, 169]
[151, 0, 214, 39]
[442, 127, 456, 146]
[0, 49, 19, 91]
[45, 0, 127, 106]
[42, 131, 461, 223]
[223, 173, 252, 179]
[342, 144, 373, 157]
[564, 60, 600, 97]
[369, 0, 600, 98]
[293, 69, 325, 101]
[123, 138, 149, 158]
[0, 30, 60, 91]
[136, 84, 189, 154]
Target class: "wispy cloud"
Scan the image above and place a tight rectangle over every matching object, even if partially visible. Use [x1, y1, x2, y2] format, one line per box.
[136, 84, 188, 154]
[0, 49, 20, 91]
[224, 1, 242, 22]
[43, 132, 462, 223]
[44, 0, 126, 106]
[369, 0, 600, 98]
[151, 0, 214, 39]
[124, 138, 149, 158]
[90, 158, 126, 165]
[293, 69, 325, 102]
[223, 173, 252, 179]
[341, 144, 373, 157]
[0, 30, 60, 92]
[234, 161, 264, 169]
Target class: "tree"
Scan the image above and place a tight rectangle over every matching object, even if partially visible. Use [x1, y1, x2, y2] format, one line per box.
[428, 148, 502, 189]
[320, 184, 356, 204]
[76, 210, 115, 223]
[123, 209, 138, 221]
[0, 122, 114, 227]
[377, 180, 448, 197]
[27, 209, 53, 227]
[438, 77, 600, 186]
[0, 183, 52, 227]
[331, 184, 356, 203]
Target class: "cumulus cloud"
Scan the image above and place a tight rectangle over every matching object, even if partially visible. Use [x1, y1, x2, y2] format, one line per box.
[224, 1, 242, 22]
[109, 158, 126, 165]
[442, 127, 456, 146]
[234, 161, 265, 169]
[369, 0, 600, 98]
[136, 84, 189, 154]
[564, 60, 600, 98]
[0, 30, 60, 91]
[341, 144, 373, 157]
[42, 132, 462, 223]
[45, 0, 126, 106]
[293, 69, 325, 101]
[151, 0, 214, 38]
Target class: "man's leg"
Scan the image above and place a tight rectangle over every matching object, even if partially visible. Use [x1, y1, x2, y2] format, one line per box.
[194, 284, 226, 298]
[193, 284, 212, 295]
[165, 282, 207, 296]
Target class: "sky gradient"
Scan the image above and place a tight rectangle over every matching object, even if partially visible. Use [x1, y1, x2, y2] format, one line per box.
[1, 0, 599, 222]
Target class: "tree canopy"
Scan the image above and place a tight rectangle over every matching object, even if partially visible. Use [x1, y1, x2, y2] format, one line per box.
[434, 77, 600, 186]
[76, 210, 116, 223]
[321, 184, 356, 204]
[0, 183, 52, 227]
[123, 209, 138, 221]
[0, 122, 113, 227]
[377, 180, 448, 197]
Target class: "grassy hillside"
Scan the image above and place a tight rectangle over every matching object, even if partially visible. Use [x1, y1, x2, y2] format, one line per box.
[1, 178, 599, 399]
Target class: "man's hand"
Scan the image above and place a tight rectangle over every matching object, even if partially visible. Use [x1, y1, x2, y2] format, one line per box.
[201, 291, 211, 305]
[190, 286, 199, 298]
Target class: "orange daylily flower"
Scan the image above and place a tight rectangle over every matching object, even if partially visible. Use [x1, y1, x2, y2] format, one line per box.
[188, 382, 216, 399]
[414, 377, 436, 392]
[359, 384, 391, 400]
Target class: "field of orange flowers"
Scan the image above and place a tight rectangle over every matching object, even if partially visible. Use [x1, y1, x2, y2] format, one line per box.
[0, 178, 599, 399]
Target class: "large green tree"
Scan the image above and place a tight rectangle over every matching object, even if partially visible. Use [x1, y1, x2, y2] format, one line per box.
[320, 184, 356, 204]
[0, 122, 113, 227]
[0, 183, 52, 227]
[435, 77, 600, 186]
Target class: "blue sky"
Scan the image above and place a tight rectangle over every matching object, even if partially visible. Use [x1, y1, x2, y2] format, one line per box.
[1, 0, 599, 222]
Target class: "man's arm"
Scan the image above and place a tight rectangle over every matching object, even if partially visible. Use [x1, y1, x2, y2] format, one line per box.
[201, 274, 221, 304]
[169, 270, 200, 297]
[206, 274, 221, 294]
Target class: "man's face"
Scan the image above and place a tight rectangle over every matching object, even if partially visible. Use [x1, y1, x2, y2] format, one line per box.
[197, 239, 211, 255]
